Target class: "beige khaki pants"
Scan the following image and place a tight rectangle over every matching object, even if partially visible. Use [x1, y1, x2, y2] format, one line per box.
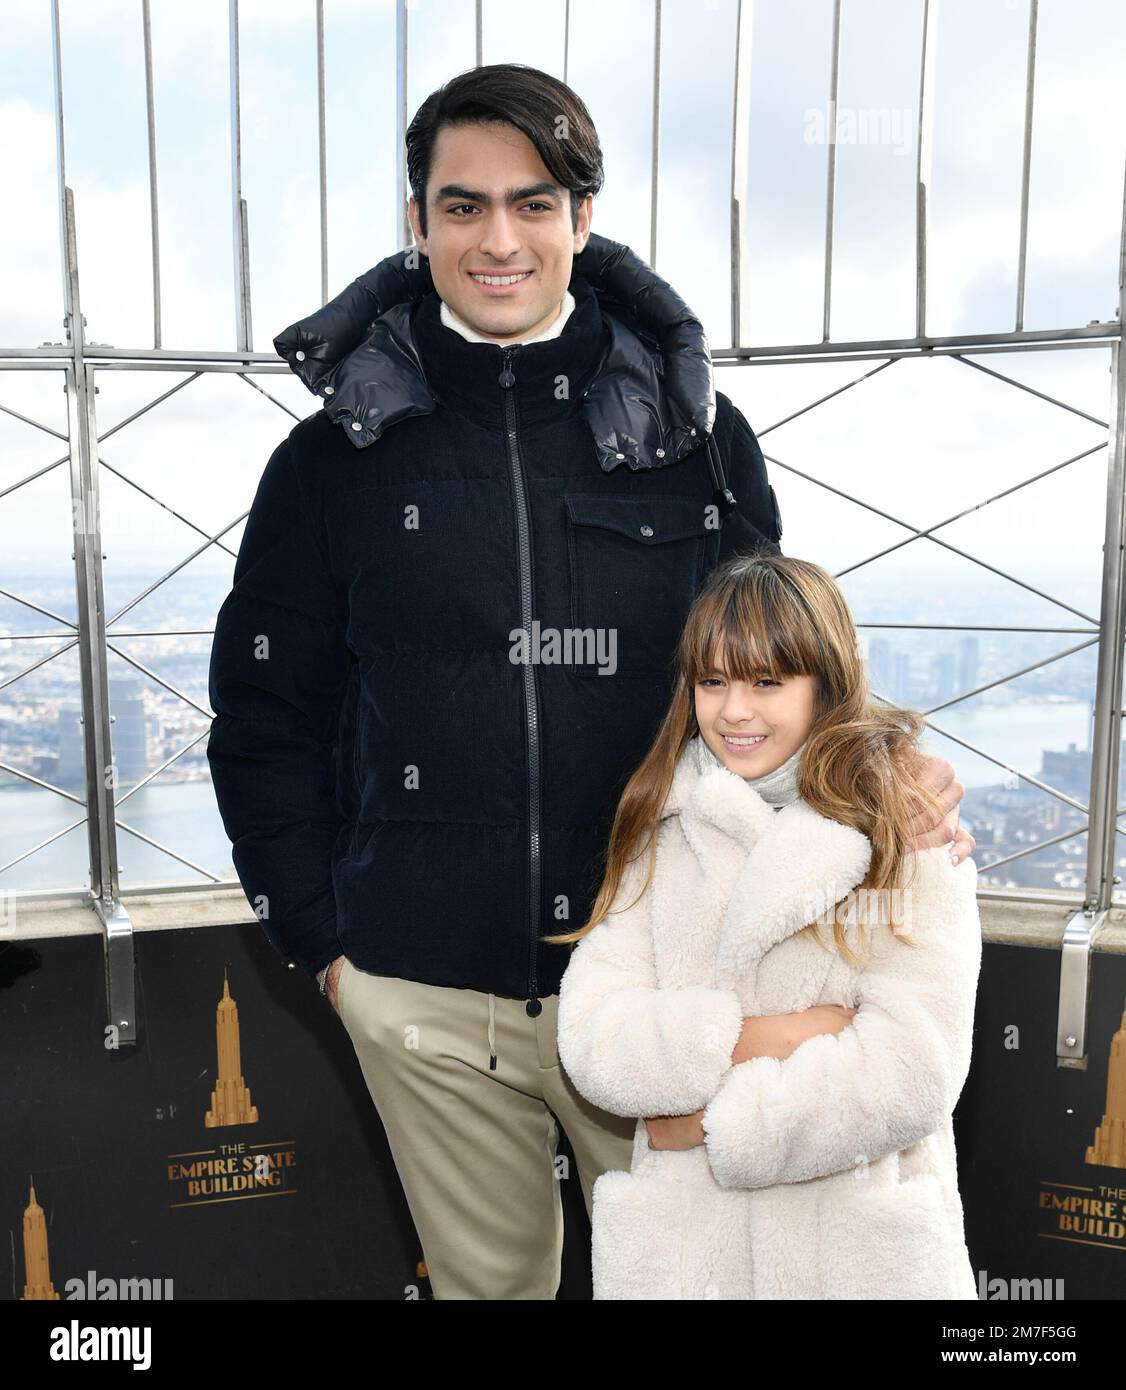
[336, 957, 637, 1300]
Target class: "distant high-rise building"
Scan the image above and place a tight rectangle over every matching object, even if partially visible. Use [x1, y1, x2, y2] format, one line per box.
[108, 679, 149, 788]
[56, 702, 84, 789]
[958, 635, 979, 695]
[932, 651, 957, 703]
[55, 680, 150, 792]
[894, 651, 912, 706]
[866, 636, 891, 697]
[1041, 742, 1091, 799]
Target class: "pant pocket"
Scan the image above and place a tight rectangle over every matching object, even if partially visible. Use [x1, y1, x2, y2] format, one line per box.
[335, 956, 355, 1028]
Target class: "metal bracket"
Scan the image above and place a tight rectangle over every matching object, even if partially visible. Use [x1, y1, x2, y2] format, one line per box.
[95, 896, 136, 1046]
[1056, 907, 1106, 1068]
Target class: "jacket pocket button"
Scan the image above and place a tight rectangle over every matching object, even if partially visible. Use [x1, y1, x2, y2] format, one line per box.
[639, 524, 654, 537]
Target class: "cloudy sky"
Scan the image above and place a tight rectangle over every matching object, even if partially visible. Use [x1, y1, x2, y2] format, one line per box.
[1, 0, 1124, 620]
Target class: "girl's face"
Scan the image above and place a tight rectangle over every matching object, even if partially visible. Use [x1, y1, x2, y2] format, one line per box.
[694, 650, 817, 779]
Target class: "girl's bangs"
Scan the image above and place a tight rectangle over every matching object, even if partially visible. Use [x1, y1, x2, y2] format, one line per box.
[687, 595, 796, 684]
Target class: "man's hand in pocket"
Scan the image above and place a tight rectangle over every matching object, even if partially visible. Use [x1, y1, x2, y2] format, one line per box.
[322, 956, 346, 1015]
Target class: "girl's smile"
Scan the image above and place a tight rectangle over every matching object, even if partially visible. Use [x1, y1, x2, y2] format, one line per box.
[719, 732, 769, 757]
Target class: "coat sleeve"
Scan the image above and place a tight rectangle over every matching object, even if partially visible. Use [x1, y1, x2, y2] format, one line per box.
[207, 431, 353, 979]
[700, 846, 982, 1188]
[556, 849, 746, 1118]
[716, 397, 783, 560]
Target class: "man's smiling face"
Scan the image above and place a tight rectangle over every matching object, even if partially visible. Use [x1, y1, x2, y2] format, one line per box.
[407, 120, 592, 343]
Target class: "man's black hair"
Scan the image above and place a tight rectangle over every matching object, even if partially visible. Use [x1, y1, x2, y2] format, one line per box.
[406, 62, 605, 237]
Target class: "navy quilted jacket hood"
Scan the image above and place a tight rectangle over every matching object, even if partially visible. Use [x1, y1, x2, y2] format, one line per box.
[273, 232, 723, 477]
[208, 233, 782, 1039]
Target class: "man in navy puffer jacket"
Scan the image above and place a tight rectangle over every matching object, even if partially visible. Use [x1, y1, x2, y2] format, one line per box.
[207, 63, 972, 1299]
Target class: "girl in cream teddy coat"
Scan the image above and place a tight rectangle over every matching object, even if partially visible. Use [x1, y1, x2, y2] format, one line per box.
[555, 552, 982, 1300]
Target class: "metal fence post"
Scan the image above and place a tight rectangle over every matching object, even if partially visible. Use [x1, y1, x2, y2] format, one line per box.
[61, 188, 136, 1044]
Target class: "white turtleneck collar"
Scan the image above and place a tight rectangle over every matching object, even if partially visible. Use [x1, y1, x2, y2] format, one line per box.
[439, 290, 576, 346]
[693, 731, 806, 810]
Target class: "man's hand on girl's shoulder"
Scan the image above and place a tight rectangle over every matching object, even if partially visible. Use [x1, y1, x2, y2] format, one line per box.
[906, 752, 976, 864]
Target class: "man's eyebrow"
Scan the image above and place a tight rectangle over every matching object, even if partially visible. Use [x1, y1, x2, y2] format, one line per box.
[433, 181, 563, 205]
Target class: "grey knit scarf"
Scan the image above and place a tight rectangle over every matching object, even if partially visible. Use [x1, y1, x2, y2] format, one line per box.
[694, 731, 806, 809]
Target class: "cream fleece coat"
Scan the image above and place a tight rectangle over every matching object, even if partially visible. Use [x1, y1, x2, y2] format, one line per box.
[556, 734, 982, 1300]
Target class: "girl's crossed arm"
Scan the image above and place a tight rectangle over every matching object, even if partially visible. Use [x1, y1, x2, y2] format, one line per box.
[697, 846, 982, 1188]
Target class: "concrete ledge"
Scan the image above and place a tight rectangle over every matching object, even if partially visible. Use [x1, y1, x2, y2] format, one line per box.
[5, 884, 1126, 953]
[2, 885, 259, 939]
[975, 892, 1126, 952]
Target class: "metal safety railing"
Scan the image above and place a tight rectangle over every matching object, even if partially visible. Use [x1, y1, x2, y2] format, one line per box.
[0, 0, 1123, 1067]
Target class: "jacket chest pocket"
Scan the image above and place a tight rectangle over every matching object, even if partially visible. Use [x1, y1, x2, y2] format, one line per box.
[564, 492, 718, 677]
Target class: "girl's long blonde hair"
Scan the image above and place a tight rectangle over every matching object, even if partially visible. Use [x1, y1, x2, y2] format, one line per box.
[544, 549, 948, 965]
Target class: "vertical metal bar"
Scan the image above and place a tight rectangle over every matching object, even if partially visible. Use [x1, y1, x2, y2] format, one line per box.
[650, 0, 662, 269]
[238, 197, 253, 348]
[316, 0, 328, 306]
[49, 0, 71, 334]
[61, 189, 135, 1043]
[229, 0, 251, 351]
[397, 0, 410, 248]
[1057, 155, 1126, 1066]
[141, 0, 162, 349]
[1015, 0, 1038, 332]
[821, 0, 841, 344]
[1085, 163, 1126, 911]
[475, 0, 483, 67]
[915, 0, 938, 339]
[730, 0, 753, 348]
[563, 0, 570, 86]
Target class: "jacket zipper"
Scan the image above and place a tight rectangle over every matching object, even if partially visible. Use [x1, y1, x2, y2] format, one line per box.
[499, 346, 543, 1018]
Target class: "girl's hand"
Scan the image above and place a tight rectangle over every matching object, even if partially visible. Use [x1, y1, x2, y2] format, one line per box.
[732, 1004, 858, 1063]
[644, 1109, 707, 1150]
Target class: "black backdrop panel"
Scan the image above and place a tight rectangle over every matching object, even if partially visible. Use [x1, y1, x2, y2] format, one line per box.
[958, 942, 1126, 1300]
[4, 924, 1126, 1300]
[1, 923, 592, 1300]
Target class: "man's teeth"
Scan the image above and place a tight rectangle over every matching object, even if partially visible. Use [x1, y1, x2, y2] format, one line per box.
[723, 734, 765, 745]
[470, 272, 532, 285]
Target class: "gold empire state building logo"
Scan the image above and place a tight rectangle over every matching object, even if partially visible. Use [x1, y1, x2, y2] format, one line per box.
[204, 970, 259, 1128]
[21, 1181, 60, 1300]
[1086, 996, 1126, 1169]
